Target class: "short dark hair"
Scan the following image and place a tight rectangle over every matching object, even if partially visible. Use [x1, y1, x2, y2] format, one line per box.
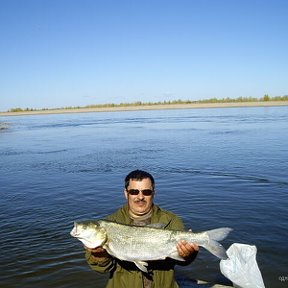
[125, 170, 155, 190]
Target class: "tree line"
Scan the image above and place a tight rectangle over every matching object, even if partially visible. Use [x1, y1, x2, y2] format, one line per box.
[8, 94, 288, 113]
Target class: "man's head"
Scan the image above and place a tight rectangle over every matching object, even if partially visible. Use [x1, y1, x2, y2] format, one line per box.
[124, 170, 155, 218]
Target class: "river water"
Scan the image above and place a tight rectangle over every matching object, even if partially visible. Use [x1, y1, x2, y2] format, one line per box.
[0, 106, 287, 287]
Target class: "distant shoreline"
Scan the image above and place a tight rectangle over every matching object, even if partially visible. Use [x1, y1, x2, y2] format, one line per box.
[1, 101, 288, 117]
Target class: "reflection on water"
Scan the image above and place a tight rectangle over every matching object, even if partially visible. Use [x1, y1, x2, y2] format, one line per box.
[1, 107, 288, 287]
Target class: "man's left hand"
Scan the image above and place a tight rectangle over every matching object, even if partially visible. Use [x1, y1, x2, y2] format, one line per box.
[176, 240, 199, 260]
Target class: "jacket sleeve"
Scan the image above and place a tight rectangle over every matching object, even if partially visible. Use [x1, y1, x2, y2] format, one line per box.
[85, 250, 115, 273]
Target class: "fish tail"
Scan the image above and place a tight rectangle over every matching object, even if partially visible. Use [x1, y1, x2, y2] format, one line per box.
[202, 227, 232, 259]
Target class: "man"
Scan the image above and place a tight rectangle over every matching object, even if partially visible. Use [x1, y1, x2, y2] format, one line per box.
[85, 170, 199, 288]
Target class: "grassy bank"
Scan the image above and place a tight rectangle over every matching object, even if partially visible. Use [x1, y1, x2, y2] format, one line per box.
[1, 97, 288, 117]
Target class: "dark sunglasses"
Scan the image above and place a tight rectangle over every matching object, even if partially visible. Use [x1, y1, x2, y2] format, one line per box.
[127, 189, 154, 196]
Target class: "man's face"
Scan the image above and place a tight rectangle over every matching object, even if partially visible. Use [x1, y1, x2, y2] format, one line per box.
[125, 178, 154, 217]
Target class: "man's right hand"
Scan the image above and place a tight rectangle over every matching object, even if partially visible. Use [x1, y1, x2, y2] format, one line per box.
[84, 246, 109, 258]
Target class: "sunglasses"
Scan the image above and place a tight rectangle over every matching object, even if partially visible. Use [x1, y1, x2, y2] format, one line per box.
[127, 189, 154, 196]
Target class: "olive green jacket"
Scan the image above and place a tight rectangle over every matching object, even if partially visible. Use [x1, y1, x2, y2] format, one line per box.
[85, 204, 188, 288]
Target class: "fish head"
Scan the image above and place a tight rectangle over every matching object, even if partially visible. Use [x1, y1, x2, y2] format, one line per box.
[70, 221, 107, 249]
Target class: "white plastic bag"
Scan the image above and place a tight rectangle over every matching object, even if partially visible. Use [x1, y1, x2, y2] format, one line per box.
[220, 243, 265, 288]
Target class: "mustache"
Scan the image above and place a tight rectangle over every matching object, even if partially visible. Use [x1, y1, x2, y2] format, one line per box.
[134, 199, 147, 203]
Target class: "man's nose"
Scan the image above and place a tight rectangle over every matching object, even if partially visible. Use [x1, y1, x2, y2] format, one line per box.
[137, 192, 145, 199]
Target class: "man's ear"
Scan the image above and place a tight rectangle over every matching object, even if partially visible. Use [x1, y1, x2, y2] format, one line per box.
[124, 189, 128, 200]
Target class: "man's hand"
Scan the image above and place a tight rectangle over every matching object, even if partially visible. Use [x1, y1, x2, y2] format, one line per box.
[176, 240, 199, 260]
[84, 246, 109, 258]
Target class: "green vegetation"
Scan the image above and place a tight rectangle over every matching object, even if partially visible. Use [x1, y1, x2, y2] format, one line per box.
[8, 107, 36, 112]
[6, 94, 288, 113]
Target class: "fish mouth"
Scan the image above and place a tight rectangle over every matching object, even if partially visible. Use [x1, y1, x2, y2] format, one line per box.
[70, 227, 96, 247]
[70, 230, 78, 237]
[70, 224, 79, 237]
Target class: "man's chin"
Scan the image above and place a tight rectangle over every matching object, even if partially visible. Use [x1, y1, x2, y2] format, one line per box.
[133, 207, 148, 215]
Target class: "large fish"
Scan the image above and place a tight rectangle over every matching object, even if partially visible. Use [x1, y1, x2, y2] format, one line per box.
[70, 219, 232, 273]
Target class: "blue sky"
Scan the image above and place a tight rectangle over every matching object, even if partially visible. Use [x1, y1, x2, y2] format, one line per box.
[0, 0, 287, 111]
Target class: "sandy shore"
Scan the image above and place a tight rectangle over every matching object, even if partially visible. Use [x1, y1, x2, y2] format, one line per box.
[1, 101, 288, 117]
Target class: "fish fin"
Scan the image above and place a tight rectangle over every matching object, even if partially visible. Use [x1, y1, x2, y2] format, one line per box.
[102, 244, 115, 258]
[146, 223, 166, 229]
[169, 251, 185, 262]
[102, 244, 109, 250]
[134, 261, 148, 273]
[206, 227, 232, 242]
[202, 240, 228, 259]
[202, 228, 232, 259]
